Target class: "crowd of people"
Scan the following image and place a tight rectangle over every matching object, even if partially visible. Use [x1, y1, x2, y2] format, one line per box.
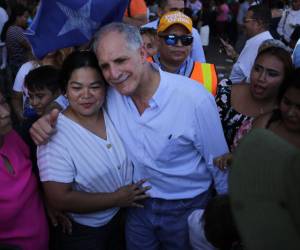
[0, 0, 300, 250]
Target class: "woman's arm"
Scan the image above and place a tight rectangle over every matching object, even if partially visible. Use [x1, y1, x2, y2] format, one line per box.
[43, 179, 151, 213]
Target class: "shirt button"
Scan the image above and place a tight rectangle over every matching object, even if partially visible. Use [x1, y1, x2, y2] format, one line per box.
[106, 144, 112, 149]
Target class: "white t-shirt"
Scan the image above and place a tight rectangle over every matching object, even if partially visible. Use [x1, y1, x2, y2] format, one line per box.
[188, 209, 215, 250]
[13, 61, 36, 102]
[37, 110, 133, 227]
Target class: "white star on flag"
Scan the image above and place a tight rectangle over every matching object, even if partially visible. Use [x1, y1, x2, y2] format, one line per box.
[57, 0, 98, 39]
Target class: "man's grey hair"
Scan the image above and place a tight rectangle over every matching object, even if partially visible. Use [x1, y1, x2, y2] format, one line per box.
[93, 22, 143, 53]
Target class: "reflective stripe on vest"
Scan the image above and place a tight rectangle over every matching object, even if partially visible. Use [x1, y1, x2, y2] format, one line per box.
[189, 62, 217, 96]
[147, 57, 218, 96]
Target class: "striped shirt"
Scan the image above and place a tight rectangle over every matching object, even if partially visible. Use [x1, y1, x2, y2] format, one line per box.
[37, 109, 133, 227]
[6, 25, 31, 70]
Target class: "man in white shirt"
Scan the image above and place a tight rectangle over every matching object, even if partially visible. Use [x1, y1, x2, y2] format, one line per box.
[277, 0, 300, 44]
[30, 22, 228, 250]
[222, 5, 273, 83]
[143, 0, 206, 62]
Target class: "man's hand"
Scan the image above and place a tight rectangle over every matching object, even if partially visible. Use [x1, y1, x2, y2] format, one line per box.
[30, 109, 60, 145]
[213, 153, 233, 171]
[114, 179, 151, 208]
[220, 38, 238, 61]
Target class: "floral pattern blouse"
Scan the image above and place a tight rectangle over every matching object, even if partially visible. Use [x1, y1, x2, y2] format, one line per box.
[215, 79, 253, 150]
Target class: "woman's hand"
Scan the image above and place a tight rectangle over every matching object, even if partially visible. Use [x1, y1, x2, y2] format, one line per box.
[213, 153, 233, 170]
[114, 179, 151, 208]
[220, 38, 238, 61]
[46, 203, 72, 234]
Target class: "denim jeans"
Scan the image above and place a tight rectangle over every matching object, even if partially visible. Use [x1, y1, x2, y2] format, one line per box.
[126, 190, 212, 250]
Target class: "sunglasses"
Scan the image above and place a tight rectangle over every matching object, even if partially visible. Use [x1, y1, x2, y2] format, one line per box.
[159, 34, 193, 46]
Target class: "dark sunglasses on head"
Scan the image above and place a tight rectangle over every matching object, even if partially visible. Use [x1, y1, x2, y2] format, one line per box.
[159, 34, 193, 46]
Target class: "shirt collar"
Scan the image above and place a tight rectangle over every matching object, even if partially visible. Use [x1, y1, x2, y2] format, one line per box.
[247, 31, 271, 43]
[153, 54, 194, 76]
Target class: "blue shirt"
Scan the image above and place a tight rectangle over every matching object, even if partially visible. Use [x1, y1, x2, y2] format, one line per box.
[106, 65, 228, 199]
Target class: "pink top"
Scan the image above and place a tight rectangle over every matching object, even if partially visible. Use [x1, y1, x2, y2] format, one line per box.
[0, 130, 48, 250]
[216, 3, 230, 22]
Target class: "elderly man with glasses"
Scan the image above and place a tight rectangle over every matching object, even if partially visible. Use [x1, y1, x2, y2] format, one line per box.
[221, 4, 273, 84]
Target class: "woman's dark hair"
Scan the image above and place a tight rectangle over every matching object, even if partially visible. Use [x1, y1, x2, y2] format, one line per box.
[60, 50, 105, 93]
[277, 68, 300, 102]
[266, 68, 300, 127]
[255, 46, 293, 83]
[0, 4, 28, 41]
[203, 195, 242, 250]
[0, 78, 5, 96]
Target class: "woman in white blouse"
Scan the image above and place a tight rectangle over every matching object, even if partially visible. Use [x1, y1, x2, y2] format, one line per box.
[37, 50, 150, 250]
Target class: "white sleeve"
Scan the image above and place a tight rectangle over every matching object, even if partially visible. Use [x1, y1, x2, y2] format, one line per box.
[276, 11, 285, 36]
[37, 136, 75, 183]
[192, 28, 206, 63]
[12, 62, 34, 93]
[54, 95, 69, 110]
[194, 94, 229, 194]
[188, 209, 216, 250]
[293, 39, 300, 68]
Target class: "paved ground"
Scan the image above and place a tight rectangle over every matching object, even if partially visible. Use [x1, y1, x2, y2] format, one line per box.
[204, 36, 234, 81]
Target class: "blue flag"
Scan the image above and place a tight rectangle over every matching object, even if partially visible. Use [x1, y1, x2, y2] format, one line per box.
[26, 0, 129, 59]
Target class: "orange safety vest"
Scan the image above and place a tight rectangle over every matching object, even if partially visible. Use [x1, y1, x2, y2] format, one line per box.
[189, 62, 218, 96]
[147, 57, 218, 96]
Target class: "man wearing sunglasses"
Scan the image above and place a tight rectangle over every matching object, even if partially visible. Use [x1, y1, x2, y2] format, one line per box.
[149, 11, 217, 95]
[142, 0, 206, 63]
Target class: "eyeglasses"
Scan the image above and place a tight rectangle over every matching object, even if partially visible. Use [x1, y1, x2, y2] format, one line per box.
[243, 18, 256, 23]
[159, 34, 193, 46]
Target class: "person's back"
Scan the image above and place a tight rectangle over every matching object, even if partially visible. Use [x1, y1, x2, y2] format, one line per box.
[123, 0, 148, 26]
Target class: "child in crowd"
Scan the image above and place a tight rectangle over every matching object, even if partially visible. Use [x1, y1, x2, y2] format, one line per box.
[24, 65, 61, 117]
[140, 27, 158, 57]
